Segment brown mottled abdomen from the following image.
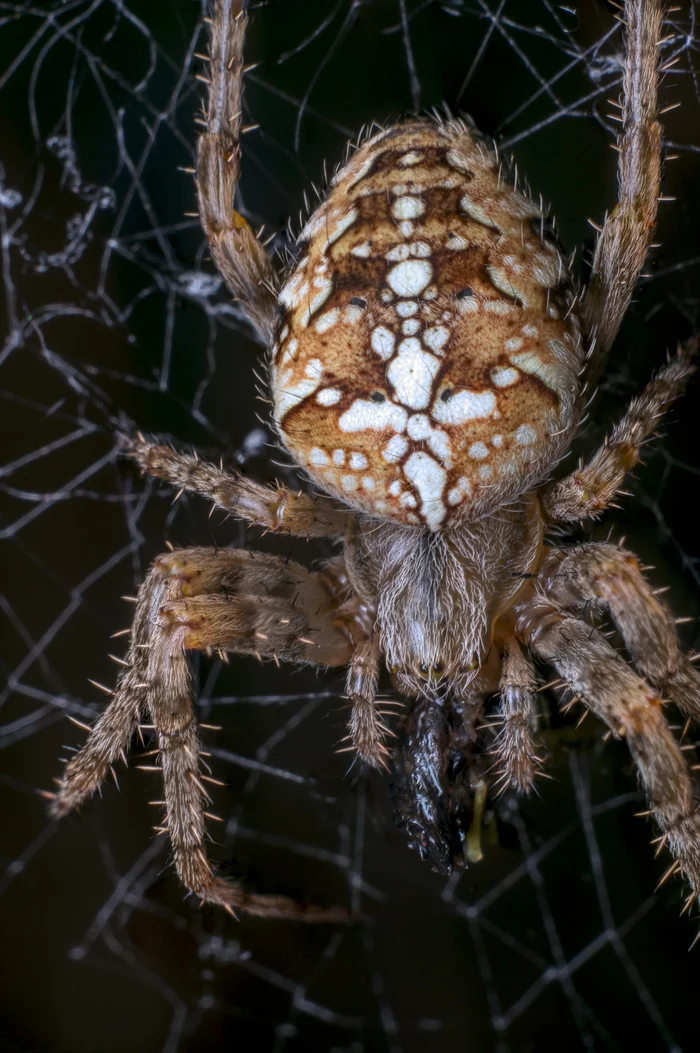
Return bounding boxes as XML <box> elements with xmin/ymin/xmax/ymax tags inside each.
<box><xmin>271</xmin><ymin>119</ymin><xmax>583</xmax><ymax>530</ymax></box>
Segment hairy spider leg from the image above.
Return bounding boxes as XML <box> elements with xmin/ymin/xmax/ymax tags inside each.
<box><xmin>518</xmin><ymin>594</ymin><xmax>700</xmax><ymax>904</ymax></box>
<box><xmin>582</xmin><ymin>0</ymin><xmax>666</xmax><ymax>372</ymax></box>
<box><xmin>196</xmin><ymin>0</ymin><xmax>279</xmax><ymax>343</ymax></box>
<box><xmin>542</xmin><ymin>354</ymin><xmax>693</xmax><ymax>523</ymax></box>
<box><xmin>492</xmin><ymin>636</ymin><xmax>543</xmax><ymax>795</ymax></box>
<box><xmin>53</xmin><ymin>548</ymin><xmax>354</xmax><ymax>919</ymax></box>
<box><xmin>539</xmin><ymin>542</ymin><xmax>700</xmax><ymax>725</ymax></box>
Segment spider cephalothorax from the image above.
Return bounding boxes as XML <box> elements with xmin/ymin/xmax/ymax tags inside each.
<box><xmin>48</xmin><ymin>0</ymin><xmax>700</xmax><ymax>924</ymax></box>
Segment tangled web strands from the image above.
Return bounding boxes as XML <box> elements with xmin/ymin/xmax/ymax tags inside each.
<box><xmin>2</xmin><ymin>0</ymin><xmax>700</xmax><ymax>1050</ymax></box>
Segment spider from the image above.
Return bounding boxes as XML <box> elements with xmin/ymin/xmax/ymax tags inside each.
<box><xmin>47</xmin><ymin>0</ymin><xmax>700</xmax><ymax>921</ymax></box>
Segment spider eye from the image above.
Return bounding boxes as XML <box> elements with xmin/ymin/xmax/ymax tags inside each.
<box><xmin>416</xmin><ymin>661</ymin><xmax>445</xmax><ymax>679</ymax></box>
<box><xmin>350</xmin><ymin>296</ymin><xmax>367</xmax><ymax>308</ymax></box>
<box><xmin>455</xmin><ymin>287</ymin><xmax>475</xmax><ymax>299</ymax></box>
<box><xmin>440</xmin><ymin>388</ymin><xmax>455</xmax><ymax>402</ymax></box>
<box><xmin>370</xmin><ymin>391</ymin><xmax>386</xmax><ymax>403</ymax></box>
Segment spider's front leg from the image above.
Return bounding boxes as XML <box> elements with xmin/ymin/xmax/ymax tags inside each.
<box><xmin>197</xmin><ymin>0</ymin><xmax>278</xmax><ymax>343</ymax></box>
<box><xmin>52</xmin><ymin>548</ymin><xmax>355</xmax><ymax>919</ymax></box>
<box><xmin>517</xmin><ymin>594</ymin><xmax>700</xmax><ymax>908</ymax></box>
<box><xmin>582</xmin><ymin>0</ymin><xmax>666</xmax><ymax>369</ymax></box>
<box><xmin>126</xmin><ymin>434</ymin><xmax>351</xmax><ymax>538</ymax></box>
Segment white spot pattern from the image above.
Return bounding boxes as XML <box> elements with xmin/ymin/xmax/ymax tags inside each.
<box><xmin>386</xmin><ymin>259</ymin><xmax>433</xmax><ymax>297</ymax></box>
<box><xmin>447</xmin><ymin>476</ymin><xmax>472</xmax><ymax>506</ymax></box>
<box><xmin>339</xmin><ymin>399</ymin><xmax>407</xmax><ymax>433</ymax></box>
<box><xmin>317</xmin><ymin>387</ymin><xmax>342</xmax><ymax>405</ymax></box>
<box><xmin>275</xmin><ymin>358</ymin><xmax>324</xmax><ymax>419</ymax></box>
<box><xmin>387</xmin><ymin>340</ymin><xmax>441</xmax><ymax>410</ymax></box>
<box><xmin>432</xmin><ymin>389</ymin><xmax>497</xmax><ymax>426</ymax></box>
<box><xmin>491</xmin><ymin>366</ymin><xmax>520</xmax><ymax>388</ymax></box>
<box><xmin>303</xmin><ymin>274</ymin><xmax>334</xmax><ymax>324</ymax></box>
<box><xmin>423</xmin><ymin>326</ymin><xmax>449</xmax><ymax>353</ymax></box>
<box><xmin>315</xmin><ymin>309</ymin><xmax>339</xmax><ymax>333</ymax></box>
<box><xmin>509</xmin><ymin>350</ymin><xmax>566</xmax><ymax>394</ymax></box>
<box><xmin>323</xmin><ymin>208</ymin><xmax>359</xmax><ymax>247</ymax></box>
<box><xmin>514</xmin><ymin>424</ymin><xmax>537</xmax><ymax>446</ymax></box>
<box><xmin>404</xmin><ymin>452</ymin><xmax>447</xmax><ymax>530</ymax></box>
<box><xmin>371</xmin><ymin>326</ymin><xmax>396</xmax><ymax>360</ymax></box>
<box><xmin>383</xmin><ymin>435</ymin><xmax>409</xmax><ymax>463</ymax></box>
<box><xmin>391</xmin><ymin>196</ymin><xmax>425</xmax><ymax>220</ymax></box>
<box><xmin>398</xmin><ymin>151</ymin><xmax>424</xmax><ymax>166</ymax></box>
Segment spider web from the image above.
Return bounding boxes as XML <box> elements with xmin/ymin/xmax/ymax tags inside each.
<box><xmin>2</xmin><ymin>1</ymin><xmax>700</xmax><ymax>1050</ymax></box>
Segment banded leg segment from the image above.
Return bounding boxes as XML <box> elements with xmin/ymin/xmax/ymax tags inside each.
<box><xmin>517</xmin><ymin>597</ymin><xmax>700</xmax><ymax>898</ymax></box>
<box><xmin>541</xmin><ymin>355</ymin><xmax>693</xmax><ymax>523</ymax></box>
<box><xmin>52</xmin><ymin>547</ymin><xmax>355</xmax><ymax>918</ymax></box>
<box><xmin>197</xmin><ymin>0</ymin><xmax>279</xmax><ymax>342</ymax></box>
<box><xmin>344</xmin><ymin>636</ymin><xmax>391</xmax><ymax>770</ymax></box>
<box><xmin>126</xmin><ymin>435</ymin><xmax>351</xmax><ymax>538</ymax></box>
<box><xmin>493</xmin><ymin>636</ymin><xmax>542</xmax><ymax>795</ymax></box>
<box><xmin>50</xmin><ymin>572</ymin><xmax>164</xmax><ymax>817</ymax></box>
<box><xmin>583</xmin><ymin>0</ymin><xmax>665</xmax><ymax>367</ymax></box>
<box><xmin>539</xmin><ymin>542</ymin><xmax>700</xmax><ymax>724</ymax></box>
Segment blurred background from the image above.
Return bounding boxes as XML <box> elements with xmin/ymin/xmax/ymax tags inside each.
<box><xmin>2</xmin><ymin>0</ymin><xmax>700</xmax><ymax>1050</ymax></box>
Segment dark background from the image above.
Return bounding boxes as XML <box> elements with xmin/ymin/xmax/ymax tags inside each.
<box><xmin>2</xmin><ymin>1</ymin><xmax>700</xmax><ymax>1051</ymax></box>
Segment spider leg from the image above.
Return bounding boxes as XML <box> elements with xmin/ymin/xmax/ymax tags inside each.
<box><xmin>492</xmin><ymin>635</ymin><xmax>542</xmax><ymax>795</ymax></box>
<box><xmin>126</xmin><ymin>434</ymin><xmax>351</xmax><ymax>538</ymax></box>
<box><xmin>307</xmin><ymin>558</ymin><xmax>387</xmax><ymax>770</ymax></box>
<box><xmin>539</xmin><ymin>542</ymin><xmax>700</xmax><ymax>724</ymax></box>
<box><xmin>48</xmin><ymin>598</ymin><xmax>153</xmax><ymax>816</ymax></box>
<box><xmin>197</xmin><ymin>0</ymin><xmax>278</xmax><ymax>343</ymax></box>
<box><xmin>517</xmin><ymin>595</ymin><xmax>700</xmax><ymax>900</ymax></box>
<box><xmin>344</xmin><ymin>635</ymin><xmax>393</xmax><ymax>770</ymax></box>
<box><xmin>52</xmin><ymin>548</ymin><xmax>354</xmax><ymax>920</ymax></box>
<box><xmin>582</xmin><ymin>0</ymin><xmax>665</xmax><ymax>371</ymax></box>
<box><xmin>541</xmin><ymin>353</ymin><xmax>693</xmax><ymax>523</ymax></box>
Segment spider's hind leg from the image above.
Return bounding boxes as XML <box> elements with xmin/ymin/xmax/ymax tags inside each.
<box><xmin>539</xmin><ymin>542</ymin><xmax>700</xmax><ymax>725</ymax></box>
<box><xmin>518</xmin><ymin>593</ymin><xmax>700</xmax><ymax>907</ymax></box>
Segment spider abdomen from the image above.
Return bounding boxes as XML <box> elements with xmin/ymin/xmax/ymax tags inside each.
<box><xmin>271</xmin><ymin>119</ymin><xmax>584</xmax><ymax>528</ymax></box>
